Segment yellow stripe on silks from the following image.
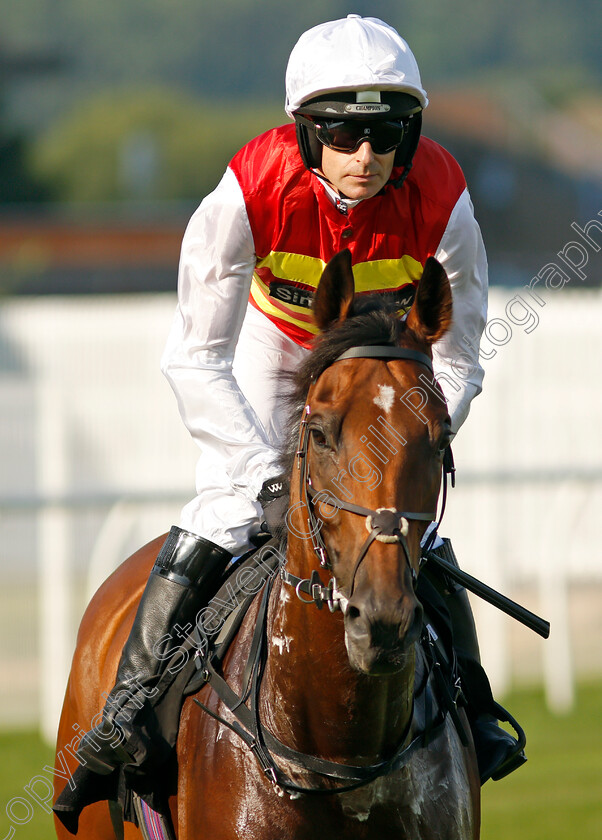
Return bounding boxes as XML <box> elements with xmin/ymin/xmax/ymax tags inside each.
<box><xmin>251</xmin><ymin>252</ymin><xmax>423</xmax><ymax>336</ymax></box>
<box><xmin>353</xmin><ymin>256</ymin><xmax>424</xmax><ymax>291</ymax></box>
<box><xmin>256</xmin><ymin>251</ymin><xmax>423</xmax><ymax>293</ymax></box>
<box><xmin>256</xmin><ymin>252</ymin><xmax>325</xmax><ymax>289</ymax></box>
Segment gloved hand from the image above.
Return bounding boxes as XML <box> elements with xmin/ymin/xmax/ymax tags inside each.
<box><xmin>257</xmin><ymin>475</ymin><xmax>290</xmax><ymax>540</ymax></box>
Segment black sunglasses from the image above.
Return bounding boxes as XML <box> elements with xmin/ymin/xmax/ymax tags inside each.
<box><xmin>313</xmin><ymin>118</ymin><xmax>407</xmax><ymax>155</ymax></box>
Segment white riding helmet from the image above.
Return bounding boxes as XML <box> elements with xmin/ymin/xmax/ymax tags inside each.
<box><xmin>285</xmin><ymin>15</ymin><xmax>428</xmax><ymax>180</ymax></box>
<box><xmin>285</xmin><ymin>14</ymin><xmax>428</xmax><ymax>117</ymax></box>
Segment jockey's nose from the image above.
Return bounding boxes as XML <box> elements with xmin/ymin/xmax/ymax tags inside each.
<box><xmin>354</xmin><ymin>139</ymin><xmax>377</xmax><ymax>162</ymax></box>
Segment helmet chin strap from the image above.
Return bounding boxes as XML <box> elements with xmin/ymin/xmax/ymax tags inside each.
<box><xmin>312</xmin><ymin>170</ymin><xmax>363</xmax><ymax>211</ymax></box>
<box><xmin>312</xmin><ymin>168</ymin><xmax>335</xmax><ymax>190</ymax></box>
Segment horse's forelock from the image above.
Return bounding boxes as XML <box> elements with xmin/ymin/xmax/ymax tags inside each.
<box><xmin>278</xmin><ymin>301</ymin><xmax>403</xmax><ymax>474</ymax></box>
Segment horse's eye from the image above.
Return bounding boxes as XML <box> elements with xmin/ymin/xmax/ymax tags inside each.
<box><xmin>310</xmin><ymin>428</ymin><xmax>329</xmax><ymax>450</ymax></box>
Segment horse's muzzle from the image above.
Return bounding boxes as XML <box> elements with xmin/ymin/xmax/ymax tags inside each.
<box><xmin>343</xmin><ymin>593</ymin><xmax>423</xmax><ymax>675</ymax></box>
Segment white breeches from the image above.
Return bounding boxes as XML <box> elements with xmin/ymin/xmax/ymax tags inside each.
<box><xmin>178</xmin><ymin>305</ymin><xmax>307</xmax><ymax>553</ymax></box>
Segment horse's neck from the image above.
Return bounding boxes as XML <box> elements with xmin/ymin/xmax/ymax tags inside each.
<box><xmin>261</xmin><ymin>545</ymin><xmax>415</xmax><ymax>766</ymax></box>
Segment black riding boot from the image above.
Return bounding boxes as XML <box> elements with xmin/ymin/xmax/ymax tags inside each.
<box><xmin>428</xmin><ymin>538</ymin><xmax>527</xmax><ymax>784</ymax></box>
<box><xmin>76</xmin><ymin>526</ymin><xmax>232</xmax><ymax>775</ymax></box>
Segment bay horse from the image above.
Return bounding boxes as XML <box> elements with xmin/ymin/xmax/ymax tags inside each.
<box><xmin>54</xmin><ymin>250</ymin><xmax>480</xmax><ymax>839</ymax></box>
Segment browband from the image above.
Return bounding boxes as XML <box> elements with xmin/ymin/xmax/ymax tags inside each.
<box><xmin>334</xmin><ymin>345</ymin><xmax>433</xmax><ymax>372</ymax></box>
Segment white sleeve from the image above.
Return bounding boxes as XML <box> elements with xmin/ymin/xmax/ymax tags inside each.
<box><xmin>433</xmin><ymin>188</ymin><xmax>488</xmax><ymax>433</ymax></box>
<box><xmin>161</xmin><ymin>167</ymin><xmax>280</xmax><ymax>505</ymax></box>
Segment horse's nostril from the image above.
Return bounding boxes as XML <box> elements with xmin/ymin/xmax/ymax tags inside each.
<box><xmin>348</xmin><ymin>605</ymin><xmax>361</xmax><ymax>621</ymax></box>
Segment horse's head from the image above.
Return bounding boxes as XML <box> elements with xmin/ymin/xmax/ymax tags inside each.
<box><xmin>286</xmin><ymin>249</ymin><xmax>453</xmax><ymax>675</ymax></box>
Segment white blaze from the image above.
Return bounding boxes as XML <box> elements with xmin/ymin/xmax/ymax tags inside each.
<box><xmin>373</xmin><ymin>384</ymin><xmax>395</xmax><ymax>414</ymax></box>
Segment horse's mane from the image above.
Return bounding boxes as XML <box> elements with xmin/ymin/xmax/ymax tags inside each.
<box><xmin>279</xmin><ymin>296</ymin><xmax>407</xmax><ymax>476</ymax></box>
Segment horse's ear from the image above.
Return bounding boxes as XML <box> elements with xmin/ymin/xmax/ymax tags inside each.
<box><xmin>314</xmin><ymin>249</ymin><xmax>355</xmax><ymax>330</ymax></box>
<box><xmin>405</xmin><ymin>257</ymin><xmax>452</xmax><ymax>345</ymax></box>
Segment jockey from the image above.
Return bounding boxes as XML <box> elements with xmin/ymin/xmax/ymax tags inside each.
<box><xmin>77</xmin><ymin>15</ymin><xmax>525</xmax><ymax>784</ymax></box>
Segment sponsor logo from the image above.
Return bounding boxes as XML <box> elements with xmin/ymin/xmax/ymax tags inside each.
<box><xmin>269</xmin><ymin>282</ymin><xmax>416</xmax><ymax>313</ymax></box>
<box><xmin>345</xmin><ymin>103</ymin><xmax>391</xmax><ymax>114</ymax></box>
<box><xmin>269</xmin><ymin>282</ymin><xmax>315</xmax><ymax>309</ymax></box>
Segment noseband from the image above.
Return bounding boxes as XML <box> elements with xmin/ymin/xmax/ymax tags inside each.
<box><xmin>282</xmin><ymin>345</ymin><xmax>441</xmax><ymax>609</ymax></box>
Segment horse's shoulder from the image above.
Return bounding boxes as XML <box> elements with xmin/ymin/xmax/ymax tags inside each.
<box><xmin>179</xmin><ymin>563</ymin><xmax>269</xmax><ymax>730</ymax></box>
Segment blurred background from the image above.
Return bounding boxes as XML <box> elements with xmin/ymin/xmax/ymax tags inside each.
<box><xmin>0</xmin><ymin>1</ymin><xmax>600</xmax><ymax>838</ymax></box>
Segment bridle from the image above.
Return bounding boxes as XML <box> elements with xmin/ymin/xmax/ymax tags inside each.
<box><xmin>282</xmin><ymin>344</ymin><xmax>449</xmax><ymax>610</ymax></box>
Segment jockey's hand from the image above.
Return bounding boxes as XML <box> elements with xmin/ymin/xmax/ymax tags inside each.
<box><xmin>257</xmin><ymin>475</ymin><xmax>290</xmax><ymax>539</ymax></box>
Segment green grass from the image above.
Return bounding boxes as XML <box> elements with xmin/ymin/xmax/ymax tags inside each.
<box><xmin>481</xmin><ymin>681</ymin><xmax>602</xmax><ymax>839</ymax></box>
<box><xmin>0</xmin><ymin>682</ymin><xmax>600</xmax><ymax>839</ymax></box>
<box><xmin>0</xmin><ymin>729</ymin><xmax>56</xmax><ymax>840</ymax></box>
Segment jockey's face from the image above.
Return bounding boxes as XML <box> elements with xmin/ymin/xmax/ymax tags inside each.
<box><xmin>319</xmin><ymin>141</ymin><xmax>395</xmax><ymax>200</ymax></box>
